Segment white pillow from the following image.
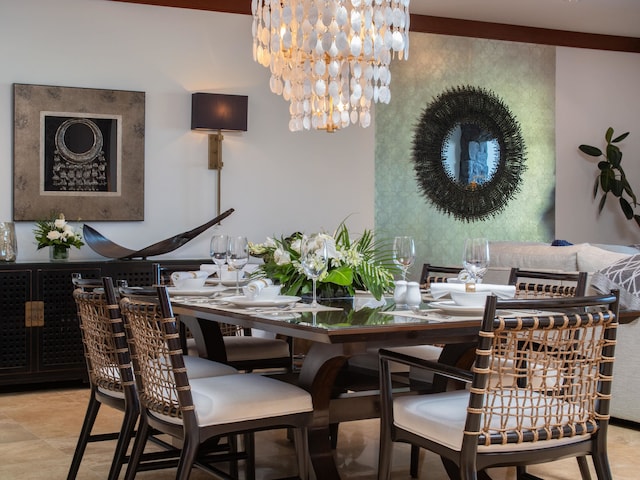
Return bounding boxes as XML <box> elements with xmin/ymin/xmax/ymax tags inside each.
<box><xmin>489</xmin><ymin>242</ymin><xmax>580</xmax><ymax>271</ymax></box>
<box><xmin>576</xmin><ymin>244</ymin><xmax>632</xmax><ymax>272</ymax></box>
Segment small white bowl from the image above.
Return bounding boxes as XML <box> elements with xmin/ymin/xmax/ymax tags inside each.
<box><xmin>257</xmin><ymin>285</ymin><xmax>282</xmax><ymax>299</ymax></box>
<box><xmin>450</xmin><ymin>290</ymin><xmax>490</xmax><ymax>307</ymax></box>
<box><xmin>172</xmin><ymin>277</ymin><xmax>207</xmax><ymax>290</ymax></box>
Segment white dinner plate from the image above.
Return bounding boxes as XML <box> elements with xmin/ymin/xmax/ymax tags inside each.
<box><xmin>223</xmin><ymin>295</ymin><xmax>301</xmax><ymax>308</ymax></box>
<box><xmin>167</xmin><ymin>286</ymin><xmax>219</xmax><ymax>296</ymax></box>
<box><xmin>428</xmin><ymin>301</ymin><xmax>484</xmax><ymax>316</ymax></box>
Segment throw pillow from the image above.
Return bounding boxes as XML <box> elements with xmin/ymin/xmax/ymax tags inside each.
<box><xmin>590</xmin><ymin>254</ymin><xmax>640</xmax><ymax>310</ymax></box>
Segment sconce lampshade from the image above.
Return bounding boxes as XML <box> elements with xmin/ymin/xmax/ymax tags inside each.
<box><xmin>191</xmin><ymin>93</ymin><xmax>248</xmax><ymax>132</ymax></box>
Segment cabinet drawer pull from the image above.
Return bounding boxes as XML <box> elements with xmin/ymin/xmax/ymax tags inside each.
<box><xmin>25</xmin><ymin>301</ymin><xmax>45</xmax><ymax>327</ymax></box>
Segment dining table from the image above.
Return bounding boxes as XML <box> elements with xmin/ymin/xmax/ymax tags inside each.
<box><xmin>171</xmin><ymin>291</ymin><xmax>485</xmax><ymax>480</ymax></box>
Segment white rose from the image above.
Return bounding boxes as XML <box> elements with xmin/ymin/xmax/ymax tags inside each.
<box><xmin>290</xmin><ymin>238</ymin><xmax>302</xmax><ymax>254</ymax></box>
<box><xmin>273</xmin><ymin>247</ymin><xmax>291</xmax><ymax>265</ymax></box>
<box><xmin>265</xmin><ymin>237</ymin><xmax>277</xmax><ymax>248</ymax></box>
<box><xmin>54</xmin><ymin>218</ymin><xmax>67</xmax><ymax>230</ymax></box>
<box><xmin>47</xmin><ymin>231</ymin><xmax>62</xmax><ymax>241</ymax></box>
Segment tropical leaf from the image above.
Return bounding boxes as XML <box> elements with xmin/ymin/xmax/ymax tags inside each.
<box><xmin>579</xmin><ymin>144</ymin><xmax>602</xmax><ymax>157</ymax></box>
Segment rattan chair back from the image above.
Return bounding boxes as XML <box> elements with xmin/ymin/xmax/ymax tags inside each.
<box><xmin>120</xmin><ymin>293</ymin><xmax>194</xmax><ymax>424</ymax></box>
<box><xmin>74</xmin><ymin>286</ymin><xmax>134</xmax><ymax>397</ymax></box>
<box><xmin>420</xmin><ymin>263</ymin><xmax>462</xmax><ymax>288</ymax></box>
<box><xmin>509</xmin><ymin>268</ymin><xmax>588</xmax><ymax>299</ymax></box>
<box><xmin>468</xmin><ymin>294</ymin><xmax>617</xmax><ymax>448</ymax></box>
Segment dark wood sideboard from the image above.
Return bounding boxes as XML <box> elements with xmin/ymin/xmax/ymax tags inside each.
<box><xmin>0</xmin><ymin>259</ymin><xmax>208</xmax><ymax>388</ymax></box>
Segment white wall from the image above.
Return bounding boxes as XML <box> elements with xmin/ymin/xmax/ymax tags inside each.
<box><xmin>0</xmin><ymin>0</ymin><xmax>375</xmax><ymax>262</ymax></box>
<box><xmin>556</xmin><ymin>47</ymin><xmax>640</xmax><ymax>245</ymax></box>
<box><xmin>1</xmin><ymin>0</ymin><xmax>639</xmax><ymax>264</ymax></box>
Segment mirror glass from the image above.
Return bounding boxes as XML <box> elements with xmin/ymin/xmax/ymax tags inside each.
<box><xmin>442</xmin><ymin>123</ymin><xmax>500</xmax><ymax>186</ymax></box>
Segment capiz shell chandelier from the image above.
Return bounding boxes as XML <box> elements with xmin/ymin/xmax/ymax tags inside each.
<box><xmin>252</xmin><ymin>0</ymin><xmax>410</xmax><ymax>132</ymax></box>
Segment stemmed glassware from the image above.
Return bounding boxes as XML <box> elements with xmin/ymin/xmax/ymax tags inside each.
<box><xmin>462</xmin><ymin>237</ymin><xmax>490</xmax><ymax>283</ymax></box>
<box><xmin>227</xmin><ymin>236</ymin><xmax>249</xmax><ymax>294</ymax></box>
<box><xmin>300</xmin><ymin>234</ymin><xmax>328</xmax><ymax>308</ymax></box>
<box><xmin>209</xmin><ymin>234</ymin><xmax>228</xmax><ymax>288</ymax></box>
<box><xmin>393</xmin><ymin>236</ymin><xmax>416</xmax><ymax>281</ymax></box>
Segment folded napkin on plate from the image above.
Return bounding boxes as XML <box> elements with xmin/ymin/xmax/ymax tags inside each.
<box><xmin>243</xmin><ymin>278</ymin><xmax>273</xmax><ymax>299</ymax></box>
<box><xmin>170</xmin><ymin>270</ymin><xmax>210</xmax><ymax>282</ymax></box>
<box><xmin>430</xmin><ymin>282</ymin><xmax>516</xmax><ymax>299</ymax></box>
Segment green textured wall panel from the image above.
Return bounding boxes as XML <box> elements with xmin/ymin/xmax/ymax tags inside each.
<box><xmin>375</xmin><ymin>33</ymin><xmax>556</xmax><ymax>275</ymax></box>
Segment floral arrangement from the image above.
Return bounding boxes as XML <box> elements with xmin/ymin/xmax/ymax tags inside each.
<box><xmin>33</xmin><ymin>213</ymin><xmax>84</xmax><ymax>250</ymax></box>
<box><xmin>249</xmin><ymin>223</ymin><xmax>396</xmax><ymax>300</ymax></box>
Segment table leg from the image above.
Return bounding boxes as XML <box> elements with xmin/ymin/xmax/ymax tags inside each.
<box><xmin>297</xmin><ymin>343</ymin><xmax>349</xmax><ymax>480</ymax></box>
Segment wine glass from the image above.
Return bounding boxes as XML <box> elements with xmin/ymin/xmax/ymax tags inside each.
<box><xmin>462</xmin><ymin>238</ymin><xmax>490</xmax><ymax>283</ymax></box>
<box><xmin>227</xmin><ymin>236</ymin><xmax>249</xmax><ymax>294</ymax></box>
<box><xmin>209</xmin><ymin>234</ymin><xmax>228</xmax><ymax>288</ymax></box>
<box><xmin>393</xmin><ymin>236</ymin><xmax>416</xmax><ymax>281</ymax></box>
<box><xmin>300</xmin><ymin>234</ymin><xmax>328</xmax><ymax>308</ymax></box>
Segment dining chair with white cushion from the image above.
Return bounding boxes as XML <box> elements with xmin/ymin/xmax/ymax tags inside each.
<box><xmin>68</xmin><ymin>277</ymin><xmax>239</xmax><ymax>480</ymax></box>
<box><xmin>378</xmin><ymin>291</ymin><xmax>619</xmax><ymax>480</ymax></box>
<box><xmin>120</xmin><ymin>285</ymin><xmax>313</xmax><ymax>480</ymax></box>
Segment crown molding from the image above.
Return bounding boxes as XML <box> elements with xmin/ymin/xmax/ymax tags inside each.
<box><xmin>111</xmin><ymin>0</ymin><xmax>640</xmax><ymax>53</ymax></box>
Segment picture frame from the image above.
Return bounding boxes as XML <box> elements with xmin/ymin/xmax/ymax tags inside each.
<box><xmin>13</xmin><ymin>83</ymin><xmax>145</xmax><ymax>221</ymax></box>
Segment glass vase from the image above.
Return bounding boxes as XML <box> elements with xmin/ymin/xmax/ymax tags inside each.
<box><xmin>0</xmin><ymin>222</ymin><xmax>17</xmax><ymax>262</ymax></box>
<box><xmin>49</xmin><ymin>245</ymin><xmax>70</xmax><ymax>262</ymax></box>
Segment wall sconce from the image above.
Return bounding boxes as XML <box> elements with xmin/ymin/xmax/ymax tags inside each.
<box><xmin>191</xmin><ymin>93</ymin><xmax>248</xmax><ymax>216</ymax></box>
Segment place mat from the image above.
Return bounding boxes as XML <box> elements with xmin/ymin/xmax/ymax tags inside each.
<box><xmin>381</xmin><ymin>309</ymin><xmax>483</xmax><ymax>323</ymax></box>
<box><xmin>173</xmin><ymin>297</ymin><xmax>342</xmax><ymax>315</ymax></box>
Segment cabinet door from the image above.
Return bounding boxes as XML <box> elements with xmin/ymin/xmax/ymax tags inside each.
<box><xmin>36</xmin><ymin>266</ymin><xmax>99</xmax><ymax>377</ymax></box>
<box><xmin>0</xmin><ymin>269</ymin><xmax>31</xmax><ymax>376</ymax></box>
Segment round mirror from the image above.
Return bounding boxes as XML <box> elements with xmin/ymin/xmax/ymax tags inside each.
<box><xmin>412</xmin><ymin>85</ymin><xmax>526</xmax><ymax>221</ymax></box>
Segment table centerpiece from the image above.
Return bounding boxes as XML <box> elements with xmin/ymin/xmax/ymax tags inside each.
<box><xmin>249</xmin><ymin>223</ymin><xmax>396</xmax><ymax>300</ymax></box>
<box><xmin>34</xmin><ymin>213</ymin><xmax>84</xmax><ymax>261</ymax></box>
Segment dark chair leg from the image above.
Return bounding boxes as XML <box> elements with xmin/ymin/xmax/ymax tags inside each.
<box><xmin>577</xmin><ymin>455</ymin><xmax>593</xmax><ymax>480</ymax></box>
<box><xmin>107</xmin><ymin>408</ymin><xmax>138</xmax><ymax>480</ymax></box>
<box><xmin>245</xmin><ymin>432</ymin><xmax>256</xmax><ymax>480</ymax></box>
<box><xmin>67</xmin><ymin>394</ymin><xmax>101</xmax><ymax>480</ymax></box>
<box><xmin>410</xmin><ymin>445</ymin><xmax>420</xmax><ymax>478</ymax></box>
<box><xmin>592</xmin><ymin>452</ymin><xmax>613</xmax><ymax>480</ymax></box>
<box><xmin>329</xmin><ymin>423</ymin><xmax>339</xmax><ymax>449</ymax></box>
<box><xmin>176</xmin><ymin>435</ymin><xmax>200</xmax><ymax>480</ymax></box>
<box><xmin>516</xmin><ymin>466</ymin><xmax>544</xmax><ymax>480</ymax></box>
<box><xmin>124</xmin><ymin>415</ymin><xmax>150</xmax><ymax>480</ymax></box>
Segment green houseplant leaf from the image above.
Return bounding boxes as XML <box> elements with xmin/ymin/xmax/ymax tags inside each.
<box><xmin>580</xmin><ymin>127</ymin><xmax>637</xmax><ymax>226</ymax></box>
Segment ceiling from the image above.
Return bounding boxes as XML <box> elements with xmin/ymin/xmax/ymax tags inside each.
<box><xmin>408</xmin><ymin>0</ymin><xmax>640</xmax><ymax>38</ymax></box>
<box><xmin>111</xmin><ymin>0</ymin><xmax>640</xmax><ymax>39</ymax></box>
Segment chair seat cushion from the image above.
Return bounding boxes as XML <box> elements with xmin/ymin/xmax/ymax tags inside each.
<box><xmin>394</xmin><ymin>389</ymin><xmax>590</xmax><ymax>452</ymax></box>
<box><xmin>152</xmin><ymin>373</ymin><xmax>313</xmax><ymax>426</ymax></box>
<box><xmin>223</xmin><ymin>336</ymin><xmax>290</xmax><ymax>362</ymax></box>
<box><xmin>183</xmin><ymin>355</ymin><xmax>238</xmax><ymax>378</ymax></box>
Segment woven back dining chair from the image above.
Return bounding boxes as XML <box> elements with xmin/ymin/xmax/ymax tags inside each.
<box><xmin>378</xmin><ymin>291</ymin><xmax>619</xmax><ymax>480</ymax></box>
<box><xmin>67</xmin><ymin>276</ymin><xmax>138</xmax><ymax>480</ymax></box>
<box><xmin>69</xmin><ymin>277</ymin><xmax>240</xmax><ymax>480</ymax></box>
<box><xmin>120</xmin><ymin>285</ymin><xmax>313</xmax><ymax>480</ymax></box>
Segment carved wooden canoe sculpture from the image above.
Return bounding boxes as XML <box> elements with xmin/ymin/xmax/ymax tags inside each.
<box><xmin>83</xmin><ymin>208</ymin><xmax>234</xmax><ymax>259</ymax></box>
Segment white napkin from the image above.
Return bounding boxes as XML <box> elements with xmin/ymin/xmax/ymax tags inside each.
<box><xmin>430</xmin><ymin>282</ymin><xmax>516</xmax><ymax>299</ymax></box>
<box><xmin>170</xmin><ymin>270</ymin><xmax>210</xmax><ymax>283</ymax></box>
<box><xmin>243</xmin><ymin>278</ymin><xmax>273</xmax><ymax>299</ymax></box>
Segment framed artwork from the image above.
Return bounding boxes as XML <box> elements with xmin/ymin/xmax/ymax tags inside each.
<box><xmin>13</xmin><ymin>83</ymin><xmax>145</xmax><ymax>221</ymax></box>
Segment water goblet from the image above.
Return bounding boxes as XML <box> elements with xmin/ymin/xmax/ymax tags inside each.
<box><xmin>393</xmin><ymin>236</ymin><xmax>416</xmax><ymax>281</ymax></box>
<box><xmin>300</xmin><ymin>234</ymin><xmax>328</xmax><ymax>308</ymax></box>
<box><xmin>209</xmin><ymin>234</ymin><xmax>228</xmax><ymax>288</ymax></box>
<box><xmin>462</xmin><ymin>237</ymin><xmax>490</xmax><ymax>283</ymax></box>
<box><xmin>227</xmin><ymin>236</ymin><xmax>249</xmax><ymax>294</ymax></box>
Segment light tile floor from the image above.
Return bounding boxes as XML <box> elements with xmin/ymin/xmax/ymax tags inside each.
<box><xmin>0</xmin><ymin>385</ymin><xmax>637</xmax><ymax>479</ymax></box>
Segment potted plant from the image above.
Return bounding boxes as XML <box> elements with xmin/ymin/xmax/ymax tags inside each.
<box><xmin>249</xmin><ymin>222</ymin><xmax>396</xmax><ymax>300</ymax></box>
<box><xmin>579</xmin><ymin>127</ymin><xmax>639</xmax><ymax>227</ymax></box>
<box><xmin>34</xmin><ymin>213</ymin><xmax>84</xmax><ymax>261</ymax></box>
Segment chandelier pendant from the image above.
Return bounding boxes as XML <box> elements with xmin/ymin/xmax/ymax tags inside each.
<box><xmin>252</xmin><ymin>0</ymin><xmax>411</xmax><ymax>132</ymax></box>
